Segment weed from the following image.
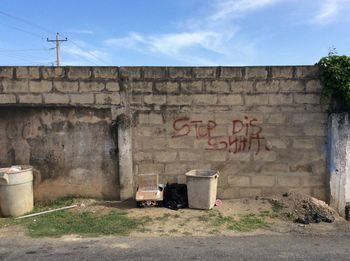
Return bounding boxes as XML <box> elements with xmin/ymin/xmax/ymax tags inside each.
<box><xmin>227</xmin><ymin>214</ymin><xmax>269</xmax><ymax>232</ymax></box>
<box><xmin>270</xmin><ymin>200</ymin><xmax>285</xmax><ymax>213</ymax></box>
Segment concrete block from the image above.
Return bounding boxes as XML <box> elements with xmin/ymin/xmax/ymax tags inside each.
<box><xmin>251</xmin><ymin>176</ymin><xmax>276</xmax><ymax>187</ymax></box>
<box><xmin>295</xmin><ymin>66</ymin><xmax>319</xmax><ymax>78</ymax></box>
<box><xmin>262</xmin><ymin>163</ymin><xmax>289</xmax><ymax>172</ymax></box>
<box><xmin>154</xmin><ymin>151</ymin><xmax>177</xmax><ymax>162</ymax></box>
<box><xmin>70</xmin><ymin>94</ymin><xmax>94</xmax><ymax>104</ymax></box>
<box><xmin>169</xmin><ymin>137</ymin><xmax>194</xmax><ymax>149</ymax></box>
<box><xmin>312</xmin><ymin>188</ymin><xmax>327</xmax><ymax>201</ymax></box>
<box><xmin>292</xmin><ymin>138</ymin><xmax>315</xmax><ymax>149</ymax></box>
<box><xmin>193</xmin><ymin>94</ymin><xmax>217</xmax><ymax>105</ymax></box>
<box><xmin>266</xmin><ymin>113</ymin><xmax>286</xmax><ymax>124</ymax></box>
<box><xmin>68</xmin><ymin>67</ymin><xmax>92</xmax><ymax>79</ymax></box>
<box><xmin>106</xmin><ymin>82</ymin><xmax>120</xmax><ymax>91</ymax></box>
<box><xmin>138</xmin><ymin>113</ymin><xmax>163</xmax><ymax>124</ymax></box>
<box><xmin>245</xmin><ymin>94</ymin><xmax>269</xmax><ymax>105</ymax></box>
<box><xmin>303</xmin><ymin>125</ymin><xmax>326</xmax><ymax>136</ymax></box>
<box><xmin>292</xmin><ymin>113</ymin><xmax>327</xmax><ymax>124</ymax></box>
<box><xmin>230</xmin><ymin>80</ymin><xmax>254</xmax><ymax>93</ymax></box>
<box><xmin>154</xmin><ymin>82</ymin><xmax>179</xmax><ymax>93</ymax></box>
<box><xmin>79</xmin><ymin>81</ymin><xmax>104</xmax><ymax>92</ymax></box>
<box><xmin>18</xmin><ymin>94</ymin><xmax>42</xmax><ymax>104</ymax></box>
<box><xmin>219</xmin><ymin>188</ymin><xmax>241</xmax><ymax>199</ymax></box>
<box><xmin>239</xmin><ymin>188</ymin><xmax>262</xmax><ymax>198</ymax></box>
<box><xmin>271</xmin><ymin>66</ymin><xmax>294</xmax><ymax>78</ymax></box>
<box><xmin>306</xmin><ymin>80</ymin><xmax>322</xmax><ymax>92</ymax></box>
<box><xmin>256</xmin><ymin>80</ymin><xmax>280</xmax><ymax>93</ymax></box>
<box><xmin>220</xmin><ymin>67</ymin><xmax>243</xmax><ymax>78</ymax></box>
<box><xmin>179</xmin><ymin>151</ymin><xmax>200</xmax><ymax>161</ymax></box>
<box><xmin>279</xmin><ymin>80</ymin><xmax>304</xmax><ymax>92</ymax></box>
<box><xmin>130</xmin><ymin>94</ymin><xmax>143</xmax><ymax>105</ymax></box>
<box><xmin>137</xmin><ymin>163</ymin><xmax>164</xmax><ymax>174</ymax></box>
<box><xmin>253</xmin><ymin>151</ymin><xmax>277</xmax><ymax>162</ymax></box>
<box><xmin>134</xmin><ymin>152</ymin><xmax>153</xmax><ymax>161</ymax></box>
<box><xmin>245</xmin><ymin>67</ymin><xmax>268</xmax><ymax>79</ymax></box>
<box><xmin>44</xmin><ymin>94</ymin><xmax>69</xmax><ymax>104</ymax></box>
<box><xmin>294</xmin><ymin>94</ymin><xmax>320</xmax><ymax>104</ymax></box>
<box><xmin>181</xmin><ymin>81</ymin><xmax>203</xmax><ymax>93</ymax></box>
<box><xmin>228</xmin><ymin>176</ymin><xmax>250</xmax><ymax>187</ymax></box>
<box><xmin>265</xmin><ymin>138</ymin><xmax>288</xmax><ymax>149</ymax></box>
<box><xmin>143</xmin><ymin>67</ymin><xmax>167</xmax><ymax>79</ymax></box>
<box><xmin>168</xmin><ymin>67</ymin><xmax>192</xmax><ymax>79</ymax></box>
<box><xmin>95</xmin><ymin>93</ymin><xmax>120</xmax><ymax>105</ymax></box>
<box><xmin>16</xmin><ymin>67</ymin><xmax>39</xmax><ymax>79</ymax></box>
<box><xmin>165</xmin><ymin>163</ymin><xmax>188</xmax><ymax>175</ymax></box>
<box><xmin>301</xmin><ymin>176</ymin><xmax>325</xmax><ymax>187</ymax></box>
<box><xmin>206</xmin><ymin>80</ymin><xmax>230</xmax><ymax>93</ymax></box>
<box><xmin>135</xmin><ymin>126</ymin><xmax>166</xmax><ymax>137</ymax></box>
<box><xmin>129</xmin><ymin>81</ymin><xmax>153</xmax><ymax>93</ymax></box>
<box><xmin>54</xmin><ymin>81</ymin><xmax>78</xmax><ymax>92</ymax></box>
<box><xmin>0</xmin><ymin>94</ymin><xmax>16</xmax><ymax>104</ymax></box>
<box><xmin>144</xmin><ymin>95</ymin><xmax>166</xmax><ymax>105</ymax></box>
<box><xmin>218</xmin><ymin>94</ymin><xmax>242</xmax><ymax>105</ymax></box>
<box><xmin>167</xmin><ymin>95</ymin><xmax>193</xmax><ymax>105</ymax></box>
<box><xmin>277</xmin><ymin>176</ymin><xmax>300</xmax><ymax>187</ymax></box>
<box><xmin>119</xmin><ymin>67</ymin><xmax>141</xmax><ymax>79</ymax></box>
<box><xmin>203</xmin><ymin>151</ymin><xmax>227</xmax><ymax>162</ymax></box>
<box><xmin>41</xmin><ymin>67</ymin><xmax>65</xmax><ymax>79</ymax></box>
<box><xmin>0</xmin><ymin>67</ymin><xmax>13</xmax><ymax>78</ymax></box>
<box><xmin>192</xmin><ymin>67</ymin><xmax>216</xmax><ymax>78</ymax></box>
<box><xmin>93</xmin><ymin>67</ymin><xmax>118</xmax><ymax>79</ymax></box>
<box><xmin>1</xmin><ymin>80</ymin><xmax>28</xmax><ymax>93</ymax></box>
<box><xmin>269</xmin><ymin>94</ymin><xmax>293</xmax><ymax>105</ymax></box>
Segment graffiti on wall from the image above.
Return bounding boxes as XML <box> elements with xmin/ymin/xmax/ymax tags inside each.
<box><xmin>172</xmin><ymin>116</ymin><xmax>270</xmax><ymax>155</ymax></box>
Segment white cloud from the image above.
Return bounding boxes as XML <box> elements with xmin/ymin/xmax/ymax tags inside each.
<box><xmin>61</xmin><ymin>43</ymin><xmax>109</xmax><ymax>65</ymax></box>
<box><xmin>310</xmin><ymin>0</ymin><xmax>349</xmax><ymax>25</ymax></box>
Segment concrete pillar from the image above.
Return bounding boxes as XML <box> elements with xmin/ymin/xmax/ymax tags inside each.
<box><xmin>328</xmin><ymin>113</ymin><xmax>350</xmax><ymax>217</ymax></box>
<box><xmin>117</xmin><ymin>114</ymin><xmax>134</xmax><ymax>200</ymax></box>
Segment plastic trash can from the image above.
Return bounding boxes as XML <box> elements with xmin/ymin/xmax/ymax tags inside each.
<box><xmin>185</xmin><ymin>169</ymin><xmax>219</xmax><ymax>210</ymax></box>
<box><xmin>0</xmin><ymin>166</ymin><xmax>34</xmax><ymax>217</ymax></box>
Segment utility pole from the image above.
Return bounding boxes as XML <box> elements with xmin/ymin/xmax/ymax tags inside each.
<box><xmin>47</xmin><ymin>33</ymin><xmax>68</xmax><ymax>66</ymax></box>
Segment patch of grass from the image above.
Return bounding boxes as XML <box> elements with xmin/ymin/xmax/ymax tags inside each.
<box><xmin>155</xmin><ymin>213</ymin><xmax>172</xmax><ymax>221</ymax></box>
<box><xmin>33</xmin><ymin>196</ymin><xmax>76</xmax><ymax>212</ymax></box>
<box><xmin>227</xmin><ymin>214</ymin><xmax>269</xmax><ymax>232</ymax></box>
<box><xmin>270</xmin><ymin>200</ymin><xmax>285</xmax><ymax>213</ymax></box>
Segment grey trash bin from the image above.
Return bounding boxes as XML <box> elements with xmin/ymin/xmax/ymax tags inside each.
<box><xmin>185</xmin><ymin>169</ymin><xmax>219</xmax><ymax>210</ymax></box>
<box><xmin>0</xmin><ymin>166</ymin><xmax>34</xmax><ymax>217</ymax></box>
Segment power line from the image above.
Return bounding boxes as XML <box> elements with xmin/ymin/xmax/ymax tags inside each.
<box><xmin>0</xmin><ymin>21</ymin><xmax>44</xmax><ymax>38</ymax></box>
<box><xmin>47</xmin><ymin>33</ymin><xmax>68</xmax><ymax>66</ymax></box>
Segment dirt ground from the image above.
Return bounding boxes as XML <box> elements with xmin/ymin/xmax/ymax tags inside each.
<box><xmin>1</xmin><ymin>193</ymin><xmax>350</xmax><ymax>238</ymax></box>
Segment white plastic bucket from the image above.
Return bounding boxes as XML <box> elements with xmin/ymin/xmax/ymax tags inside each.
<box><xmin>0</xmin><ymin>166</ymin><xmax>34</xmax><ymax>217</ymax></box>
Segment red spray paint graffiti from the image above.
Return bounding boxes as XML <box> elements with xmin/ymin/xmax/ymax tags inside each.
<box><xmin>172</xmin><ymin>116</ymin><xmax>270</xmax><ymax>155</ymax></box>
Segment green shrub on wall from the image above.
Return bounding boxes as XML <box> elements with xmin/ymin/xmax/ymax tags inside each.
<box><xmin>318</xmin><ymin>54</ymin><xmax>350</xmax><ymax>110</ymax></box>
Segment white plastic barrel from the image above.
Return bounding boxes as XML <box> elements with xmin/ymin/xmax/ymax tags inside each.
<box><xmin>185</xmin><ymin>169</ymin><xmax>219</xmax><ymax>210</ymax></box>
<box><xmin>0</xmin><ymin>166</ymin><xmax>34</xmax><ymax>217</ymax></box>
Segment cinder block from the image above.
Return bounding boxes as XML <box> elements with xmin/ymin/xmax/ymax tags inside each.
<box><xmin>79</xmin><ymin>81</ymin><xmax>104</xmax><ymax>92</ymax></box>
<box><xmin>44</xmin><ymin>94</ymin><xmax>69</xmax><ymax>104</ymax></box>
<box><xmin>42</xmin><ymin>67</ymin><xmax>64</xmax><ymax>79</ymax></box>
<box><xmin>294</xmin><ymin>94</ymin><xmax>320</xmax><ymax>104</ymax></box>
<box><xmin>230</xmin><ymin>80</ymin><xmax>254</xmax><ymax>93</ymax></box>
<box><xmin>138</xmin><ymin>137</ymin><xmax>167</xmax><ymax>150</ymax></box>
<box><xmin>255</xmin><ymin>80</ymin><xmax>281</xmax><ymax>93</ymax></box>
<box><xmin>245</xmin><ymin>67</ymin><xmax>268</xmax><ymax>79</ymax></box>
<box><xmin>301</xmin><ymin>176</ymin><xmax>325</xmax><ymax>187</ymax></box>
<box><xmin>228</xmin><ymin>176</ymin><xmax>250</xmax><ymax>187</ymax></box>
<box><xmin>253</xmin><ymin>151</ymin><xmax>277</xmax><ymax>162</ymax></box>
<box><xmin>265</xmin><ymin>138</ymin><xmax>289</xmax><ymax>149</ymax></box>
<box><xmin>129</xmin><ymin>81</ymin><xmax>153</xmax><ymax>93</ymax></box>
<box><xmin>179</xmin><ymin>151</ymin><xmax>200</xmax><ymax>161</ymax></box>
<box><xmin>303</xmin><ymin>125</ymin><xmax>326</xmax><ymax>136</ymax></box>
<box><xmin>306</xmin><ymin>80</ymin><xmax>322</xmax><ymax>92</ymax></box>
<box><xmin>70</xmin><ymin>94</ymin><xmax>94</xmax><ymax>104</ymax></box>
<box><xmin>0</xmin><ymin>94</ymin><xmax>16</xmax><ymax>104</ymax></box>
<box><xmin>1</xmin><ymin>80</ymin><xmax>28</xmax><ymax>93</ymax></box>
<box><xmin>106</xmin><ymin>82</ymin><xmax>120</xmax><ymax>91</ymax></box>
<box><xmin>220</xmin><ymin>67</ymin><xmax>243</xmax><ymax>78</ymax></box>
<box><xmin>292</xmin><ymin>138</ymin><xmax>315</xmax><ymax>149</ymax></box>
<box><xmin>54</xmin><ymin>81</ymin><xmax>78</xmax><ymax>92</ymax></box>
<box><xmin>167</xmin><ymin>95</ymin><xmax>193</xmax><ymax>105</ymax></box>
<box><xmin>181</xmin><ymin>81</ymin><xmax>203</xmax><ymax>93</ymax></box>
<box><xmin>154</xmin><ymin>151</ymin><xmax>177</xmax><ymax>162</ymax></box>
<box><xmin>279</xmin><ymin>80</ymin><xmax>304</xmax><ymax>92</ymax></box>
<box><xmin>144</xmin><ymin>95</ymin><xmax>166</xmax><ymax>105</ymax></box>
<box><xmin>134</xmin><ymin>152</ymin><xmax>153</xmax><ymax>161</ymax></box>
<box><xmin>245</xmin><ymin>94</ymin><xmax>269</xmax><ymax>105</ymax></box>
<box><xmin>119</xmin><ymin>67</ymin><xmax>141</xmax><ymax>79</ymax></box>
<box><xmin>312</xmin><ymin>188</ymin><xmax>327</xmax><ymax>201</ymax></box>
<box><xmin>219</xmin><ymin>189</ymin><xmax>241</xmax><ymax>199</ymax></box>
<box><xmin>266</xmin><ymin>113</ymin><xmax>286</xmax><ymax>124</ymax></box>
<box><xmin>154</xmin><ymin>82</ymin><xmax>179</xmax><ymax>93</ymax></box>
<box><xmin>239</xmin><ymin>188</ymin><xmax>262</xmax><ymax>198</ymax></box>
<box><xmin>135</xmin><ymin>126</ymin><xmax>166</xmax><ymax>137</ymax></box>
<box><xmin>168</xmin><ymin>137</ymin><xmax>194</xmax><ymax>149</ymax></box>
<box><xmin>137</xmin><ymin>163</ymin><xmax>164</xmax><ymax>174</ymax></box>
<box><xmin>251</xmin><ymin>176</ymin><xmax>276</xmax><ymax>187</ymax></box>
<box><xmin>192</xmin><ymin>94</ymin><xmax>217</xmax><ymax>105</ymax></box>
<box><xmin>277</xmin><ymin>176</ymin><xmax>300</xmax><ymax>187</ymax></box>
<box><xmin>18</xmin><ymin>94</ymin><xmax>42</xmax><ymax>104</ymax></box>
<box><xmin>271</xmin><ymin>66</ymin><xmax>294</xmax><ymax>78</ymax></box>
<box><xmin>269</xmin><ymin>94</ymin><xmax>293</xmax><ymax>105</ymax></box>
<box><xmin>192</xmin><ymin>67</ymin><xmax>216</xmax><ymax>78</ymax></box>
<box><xmin>143</xmin><ymin>67</ymin><xmax>167</xmax><ymax>79</ymax></box>
<box><xmin>93</xmin><ymin>67</ymin><xmax>118</xmax><ymax>79</ymax></box>
<box><xmin>16</xmin><ymin>67</ymin><xmax>39</xmax><ymax>79</ymax></box>
<box><xmin>95</xmin><ymin>93</ymin><xmax>120</xmax><ymax>105</ymax></box>
<box><xmin>206</xmin><ymin>80</ymin><xmax>230</xmax><ymax>93</ymax></box>
<box><xmin>218</xmin><ymin>94</ymin><xmax>242</xmax><ymax>105</ymax></box>
<box><xmin>68</xmin><ymin>67</ymin><xmax>91</xmax><ymax>79</ymax></box>
<box><xmin>0</xmin><ymin>67</ymin><xmax>13</xmax><ymax>78</ymax></box>
<box><xmin>292</xmin><ymin>113</ymin><xmax>327</xmax><ymax>124</ymax></box>
<box><xmin>295</xmin><ymin>66</ymin><xmax>319</xmax><ymax>78</ymax></box>
<box><xmin>203</xmin><ymin>151</ymin><xmax>227</xmax><ymax>162</ymax></box>
<box><xmin>168</xmin><ymin>67</ymin><xmax>192</xmax><ymax>79</ymax></box>
<box><xmin>262</xmin><ymin>163</ymin><xmax>289</xmax><ymax>172</ymax></box>
<box><xmin>138</xmin><ymin>113</ymin><xmax>163</xmax><ymax>124</ymax></box>
<box><xmin>165</xmin><ymin>163</ymin><xmax>188</xmax><ymax>175</ymax></box>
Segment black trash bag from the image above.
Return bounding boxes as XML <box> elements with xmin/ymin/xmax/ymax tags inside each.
<box><xmin>163</xmin><ymin>183</ymin><xmax>188</xmax><ymax>210</ymax></box>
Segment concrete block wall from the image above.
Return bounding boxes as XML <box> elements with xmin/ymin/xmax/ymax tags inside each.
<box><xmin>0</xmin><ymin>66</ymin><xmax>329</xmax><ymax>200</ymax></box>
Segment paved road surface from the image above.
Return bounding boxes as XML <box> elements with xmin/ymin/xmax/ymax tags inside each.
<box><xmin>0</xmin><ymin>234</ymin><xmax>349</xmax><ymax>260</ymax></box>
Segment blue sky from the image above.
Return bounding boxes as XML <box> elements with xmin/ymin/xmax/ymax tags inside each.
<box><xmin>0</xmin><ymin>0</ymin><xmax>350</xmax><ymax>66</ymax></box>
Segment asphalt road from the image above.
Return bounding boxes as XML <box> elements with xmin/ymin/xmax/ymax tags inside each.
<box><xmin>0</xmin><ymin>234</ymin><xmax>350</xmax><ymax>261</ymax></box>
